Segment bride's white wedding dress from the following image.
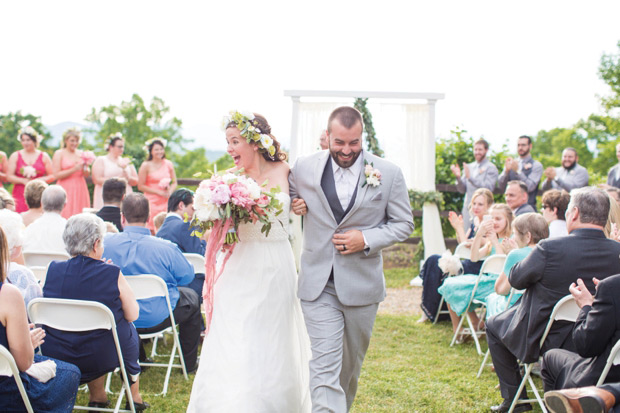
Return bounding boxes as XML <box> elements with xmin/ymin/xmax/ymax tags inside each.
<box><xmin>187</xmin><ymin>194</ymin><xmax>311</xmax><ymax>412</ymax></box>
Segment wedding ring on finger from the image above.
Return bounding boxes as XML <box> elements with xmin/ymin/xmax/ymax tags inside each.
<box><xmin>342</xmin><ymin>245</ymin><xmax>347</xmax><ymax>251</ymax></box>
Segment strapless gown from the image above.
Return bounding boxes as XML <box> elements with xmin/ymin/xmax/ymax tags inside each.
<box><xmin>187</xmin><ymin>194</ymin><xmax>311</xmax><ymax>412</ymax></box>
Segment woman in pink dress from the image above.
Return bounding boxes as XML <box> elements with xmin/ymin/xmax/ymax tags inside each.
<box><xmin>91</xmin><ymin>133</ymin><xmax>138</xmax><ymax>210</ymax></box>
<box><xmin>0</xmin><ymin>151</ymin><xmax>8</xmax><ymax>183</ymax></box>
<box><xmin>7</xmin><ymin>126</ymin><xmax>54</xmax><ymax>212</ymax></box>
<box><xmin>138</xmin><ymin>138</ymin><xmax>177</xmax><ymax>232</ymax></box>
<box><xmin>52</xmin><ymin>128</ymin><xmax>91</xmax><ymax>218</ymax></box>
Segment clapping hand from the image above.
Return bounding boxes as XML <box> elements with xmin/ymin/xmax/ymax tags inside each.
<box><xmin>291</xmin><ymin>198</ymin><xmax>307</xmax><ymax>216</ymax></box>
<box><xmin>450</xmin><ymin>164</ymin><xmax>461</xmax><ymax>179</ymax></box>
<box><xmin>479</xmin><ymin>219</ymin><xmax>494</xmax><ymax>237</ymax></box>
<box><xmin>501</xmin><ymin>238</ymin><xmax>518</xmax><ymax>254</ymax></box>
<box><xmin>448</xmin><ymin>211</ymin><xmax>464</xmax><ymax>230</ymax></box>
<box><xmin>611</xmin><ymin>223</ymin><xmax>620</xmax><ymax>243</ymax></box>
<box><xmin>29</xmin><ymin>323</ymin><xmax>45</xmax><ymax>349</ymax></box>
<box><xmin>569</xmin><ymin>278</ymin><xmax>599</xmax><ymax>308</ymax></box>
<box><xmin>504</xmin><ymin>158</ymin><xmax>514</xmax><ymax>172</ymax></box>
<box><xmin>544</xmin><ymin>167</ymin><xmax>556</xmax><ymax>180</ymax></box>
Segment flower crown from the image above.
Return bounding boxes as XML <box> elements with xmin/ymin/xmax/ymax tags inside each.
<box><xmin>105</xmin><ymin>132</ymin><xmax>123</xmax><ymax>150</ymax></box>
<box><xmin>221</xmin><ymin>110</ymin><xmax>276</xmax><ymax>159</ymax></box>
<box><xmin>17</xmin><ymin>125</ymin><xmax>42</xmax><ymax>144</ymax></box>
<box><xmin>62</xmin><ymin>127</ymin><xmax>82</xmax><ymax>140</ymax></box>
<box><xmin>143</xmin><ymin>137</ymin><xmax>167</xmax><ymax>153</ymax></box>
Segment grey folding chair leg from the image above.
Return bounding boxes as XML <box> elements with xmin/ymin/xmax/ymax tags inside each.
<box><xmin>433</xmin><ymin>296</ymin><xmax>446</xmax><ymax>324</ymax></box>
<box><xmin>507</xmin><ymin>363</ymin><xmax>547</xmax><ymax>413</ymax></box>
<box><xmin>477</xmin><ymin>349</ymin><xmax>491</xmax><ymax>378</ymax></box>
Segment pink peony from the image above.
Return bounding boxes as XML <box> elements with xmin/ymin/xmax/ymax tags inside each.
<box><xmin>211</xmin><ymin>184</ymin><xmax>231</xmax><ymax>205</ymax></box>
<box><xmin>230</xmin><ymin>182</ymin><xmax>255</xmax><ymax>209</ymax></box>
<box><xmin>81</xmin><ymin>151</ymin><xmax>96</xmax><ymax>166</ymax></box>
<box><xmin>117</xmin><ymin>157</ymin><xmax>131</xmax><ymax>168</ymax></box>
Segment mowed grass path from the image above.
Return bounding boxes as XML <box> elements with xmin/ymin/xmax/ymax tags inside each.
<box><xmin>76</xmin><ymin>268</ymin><xmax>544</xmax><ymax>412</ymax></box>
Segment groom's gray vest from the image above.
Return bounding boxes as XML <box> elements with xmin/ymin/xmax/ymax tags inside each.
<box><xmin>320</xmin><ymin>157</ymin><xmax>358</xmax><ymax>224</ymax></box>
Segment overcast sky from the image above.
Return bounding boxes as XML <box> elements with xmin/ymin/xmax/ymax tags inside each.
<box><xmin>1</xmin><ymin>1</ymin><xmax>619</xmax><ymax>153</ymax></box>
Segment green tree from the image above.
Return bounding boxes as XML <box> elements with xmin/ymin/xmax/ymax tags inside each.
<box><xmin>0</xmin><ymin>111</ymin><xmax>53</xmax><ymax>155</ymax></box>
<box><xmin>84</xmin><ymin>94</ymin><xmax>186</xmax><ymax>167</ymax></box>
<box><xmin>173</xmin><ymin>148</ymin><xmax>234</xmax><ymax>184</ymax></box>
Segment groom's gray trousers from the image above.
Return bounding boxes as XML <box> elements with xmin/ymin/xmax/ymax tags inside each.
<box><xmin>301</xmin><ymin>280</ymin><xmax>378</xmax><ymax>413</ymax></box>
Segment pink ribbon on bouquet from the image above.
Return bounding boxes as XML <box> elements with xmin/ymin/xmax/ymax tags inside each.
<box><xmin>202</xmin><ymin>217</ymin><xmax>236</xmax><ymax>336</ymax></box>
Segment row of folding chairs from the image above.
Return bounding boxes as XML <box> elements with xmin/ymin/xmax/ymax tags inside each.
<box><xmin>0</xmin><ymin>274</ymin><xmax>193</xmax><ymax>412</ymax></box>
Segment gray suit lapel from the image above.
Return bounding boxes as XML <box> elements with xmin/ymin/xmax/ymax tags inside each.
<box><xmin>315</xmin><ymin>152</ymin><xmax>337</xmax><ymax>223</ymax></box>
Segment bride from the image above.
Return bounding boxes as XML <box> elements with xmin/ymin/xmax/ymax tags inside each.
<box><xmin>187</xmin><ymin>112</ymin><xmax>311</xmax><ymax>412</ymax></box>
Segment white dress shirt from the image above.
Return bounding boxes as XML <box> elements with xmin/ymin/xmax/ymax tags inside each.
<box><xmin>22</xmin><ymin>212</ymin><xmax>67</xmax><ymax>254</ymax></box>
<box><xmin>331</xmin><ymin>154</ymin><xmax>363</xmax><ymax>211</ymax></box>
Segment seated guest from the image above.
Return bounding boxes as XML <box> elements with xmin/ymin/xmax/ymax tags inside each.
<box><xmin>542</xmin><ymin>272</ymin><xmax>620</xmax><ymax>393</ymax></box>
<box><xmin>545</xmin><ymin>384</ymin><xmax>618</xmax><ymax>413</ymax></box>
<box><xmin>603</xmin><ymin>143</ymin><xmax>620</xmax><ymax>190</ymax></box>
<box><xmin>153</xmin><ymin>211</ymin><xmax>166</xmax><ymax>233</ymax></box>
<box><xmin>541</xmin><ymin>148</ymin><xmax>589</xmax><ymax>193</ymax></box>
<box><xmin>541</xmin><ymin>189</ymin><xmax>570</xmax><ymax>238</ymax></box>
<box><xmin>485</xmin><ymin>213</ymin><xmax>549</xmax><ymax>319</ymax></box>
<box><xmin>96</xmin><ymin>177</ymin><xmax>126</xmax><ymax>232</ymax></box>
<box><xmin>156</xmin><ymin>188</ymin><xmax>207</xmax><ymax>299</ymax></box>
<box><xmin>505</xmin><ymin>180</ymin><xmax>535</xmax><ymax>216</ymax></box>
<box><xmin>42</xmin><ymin>213</ymin><xmax>148</xmax><ymax>410</ymax></box>
<box><xmin>22</xmin><ymin>185</ymin><xmax>67</xmax><ymax>254</ymax></box>
<box><xmin>418</xmin><ymin>188</ymin><xmax>494</xmax><ymax>323</ymax></box>
<box><xmin>0</xmin><ymin>209</ymin><xmax>42</xmax><ymax>306</ymax></box>
<box><xmin>487</xmin><ymin>187</ymin><xmax>620</xmax><ymax>413</ymax></box>
<box><xmin>0</xmin><ymin>188</ymin><xmax>16</xmax><ymax>211</ymax></box>
<box><xmin>0</xmin><ymin>226</ymin><xmax>80</xmax><ymax>412</ymax></box>
<box><xmin>438</xmin><ymin>204</ymin><xmax>512</xmax><ymax>335</ymax></box>
<box><xmin>20</xmin><ymin>180</ymin><xmax>48</xmax><ymax>226</ymax></box>
<box><xmin>103</xmin><ymin>193</ymin><xmax>201</xmax><ymax>373</ymax></box>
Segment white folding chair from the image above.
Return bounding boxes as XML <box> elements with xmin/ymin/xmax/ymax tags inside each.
<box><xmin>125</xmin><ymin>274</ymin><xmax>188</xmax><ymax>395</ymax></box>
<box><xmin>433</xmin><ymin>243</ymin><xmax>473</xmax><ymax>324</ymax></box>
<box><xmin>183</xmin><ymin>253</ymin><xmax>205</xmax><ymax>275</ymax></box>
<box><xmin>596</xmin><ymin>339</ymin><xmax>620</xmax><ymax>386</ymax></box>
<box><xmin>508</xmin><ymin>294</ymin><xmax>581</xmax><ymax>413</ymax></box>
<box><xmin>23</xmin><ymin>250</ymin><xmax>70</xmax><ymax>268</ymax></box>
<box><xmin>449</xmin><ymin>254</ymin><xmax>506</xmax><ymax>356</ymax></box>
<box><xmin>29</xmin><ymin>265</ymin><xmax>48</xmax><ymax>286</ymax></box>
<box><xmin>27</xmin><ymin>297</ymin><xmax>136</xmax><ymax>413</ymax></box>
<box><xmin>0</xmin><ymin>344</ymin><xmax>34</xmax><ymax>413</ymax></box>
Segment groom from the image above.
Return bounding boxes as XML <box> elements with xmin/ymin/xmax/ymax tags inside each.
<box><xmin>289</xmin><ymin>106</ymin><xmax>414</xmax><ymax>412</ymax></box>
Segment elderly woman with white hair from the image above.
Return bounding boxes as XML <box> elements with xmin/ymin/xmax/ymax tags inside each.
<box><xmin>41</xmin><ymin>213</ymin><xmax>149</xmax><ymax>411</ymax></box>
<box><xmin>0</xmin><ymin>209</ymin><xmax>42</xmax><ymax>306</ymax></box>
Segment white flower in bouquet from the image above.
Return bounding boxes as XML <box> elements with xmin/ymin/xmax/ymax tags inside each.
<box><xmin>246</xmin><ymin>180</ymin><xmax>261</xmax><ymax>200</ymax></box>
<box><xmin>21</xmin><ymin>165</ymin><xmax>37</xmax><ymax>179</ymax></box>
<box><xmin>222</xmin><ymin>173</ymin><xmax>238</xmax><ymax>184</ymax></box>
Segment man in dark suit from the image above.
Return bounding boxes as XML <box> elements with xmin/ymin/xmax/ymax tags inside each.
<box><xmin>156</xmin><ymin>188</ymin><xmax>206</xmax><ymax>300</ymax></box>
<box><xmin>487</xmin><ymin>187</ymin><xmax>620</xmax><ymax>412</ymax></box>
<box><xmin>505</xmin><ymin>180</ymin><xmax>536</xmax><ymax>216</ymax></box>
<box><xmin>96</xmin><ymin>177</ymin><xmax>126</xmax><ymax>232</ymax></box>
<box><xmin>541</xmin><ymin>273</ymin><xmax>620</xmax><ymax>392</ymax></box>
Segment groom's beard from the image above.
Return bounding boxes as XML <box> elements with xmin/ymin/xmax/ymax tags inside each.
<box><xmin>331</xmin><ymin>149</ymin><xmax>362</xmax><ymax>168</ymax></box>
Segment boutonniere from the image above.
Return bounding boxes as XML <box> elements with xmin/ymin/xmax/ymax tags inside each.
<box><xmin>479</xmin><ymin>167</ymin><xmax>486</xmax><ymax>174</ymax></box>
<box><xmin>524</xmin><ymin>163</ymin><xmax>532</xmax><ymax>170</ymax></box>
<box><xmin>362</xmin><ymin>161</ymin><xmax>382</xmax><ymax>188</ymax></box>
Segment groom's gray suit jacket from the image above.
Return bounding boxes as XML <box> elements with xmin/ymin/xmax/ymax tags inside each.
<box><xmin>289</xmin><ymin>150</ymin><xmax>414</xmax><ymax>306</ymax></box>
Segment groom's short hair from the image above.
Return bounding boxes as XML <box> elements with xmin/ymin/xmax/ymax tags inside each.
<box><xmin>327</xmin><ymin>106</ymin><xmax>363</xmax><ymax>133</ymax></box>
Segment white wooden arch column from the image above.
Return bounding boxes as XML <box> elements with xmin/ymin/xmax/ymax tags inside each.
<box><xmin>284</xmin><ymin>90</ymin><xmax>446</xmax><ymax>263</ymax></box>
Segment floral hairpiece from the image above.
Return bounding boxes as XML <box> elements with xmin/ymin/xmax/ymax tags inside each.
<box><xmin>62</xmin><ymin>127</ymin><xmax>82</xmax><ymax>140</ymax></box>
<box><xmin>221</xmin><ymin>110</ymin><xmax>276</xmax><ymax>159</ymax></box>
<box><xmin>143</xmin><ymin>137</ymin><xmax>167</xmax><ymax>153</ymax></box>
<box><xmin>105</xmin><ymin>132</ymin><xmax>123</xmax><ymax>150</ymax></box>
<box><xmin>16</xmin><ymin>125</ymin><xmax>42</xmax><ymax>144</ymax></box>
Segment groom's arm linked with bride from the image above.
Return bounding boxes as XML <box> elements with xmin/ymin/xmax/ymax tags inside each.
<box><xmin>288</xmin><ymin>106</ymin><xmax>414</xmax><ymax>413</ymax></box>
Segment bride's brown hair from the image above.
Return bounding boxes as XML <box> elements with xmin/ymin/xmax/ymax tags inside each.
<box><xmin>226</xmin><ymin>113</ymin><xmax>288</xmax><ymax>162</ymax></box>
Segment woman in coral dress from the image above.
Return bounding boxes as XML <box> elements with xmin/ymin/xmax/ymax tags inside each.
<box><xmin>91</xmin><ymin>133</ymin><xmax>138</xmax><ymax>210</ymax></box>
<box><xmin>52</xmin><ymin>128</ymin><xmax>92</xmax><ymax>218</ymax></box>
<box><xmin>7</xmin><ymin>126</ymin><xmax>54</xmax><ymax>212</ymax></box>
<box><xmin>0</xmin><ymin>151</ymin><xmax>8</xmax><ymax>183</ymax></box>
<box><xmin>138</xmin><ymin>138</ymin><xmax>176</xmax><ymax>232</ymax></box>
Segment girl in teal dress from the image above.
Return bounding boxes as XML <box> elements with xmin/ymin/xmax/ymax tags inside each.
<box><xmin>438</xmin><ymin>204</ymin><xmax>513</xmax><ymax>335</ymax></box>
<box><xmin>485</xmin><ymin>213</ymin><xmax>550</xmax><ymax>318</ymax></box>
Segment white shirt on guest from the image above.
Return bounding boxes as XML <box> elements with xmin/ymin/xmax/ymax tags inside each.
<box><xmin>331</xmin><ymin>153</ymin><xmax>363</xmax><ymax>211</ymax></box>
<box><xmin>22</xmin><ymin>211</ymin><xmax>67</xmax><ymax>254</ymax></box>
<box><xmin>548</xmin><ymin>219</ymin><xmax>568</xmax><ymax>238</ymax></box>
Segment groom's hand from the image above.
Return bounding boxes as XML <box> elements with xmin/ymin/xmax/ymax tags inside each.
<box><xmin>332</xmin><ymin>230</ymin><xmax>365</xmax><ymax>255</ymax></box>
<box><xmin>291</xmin><ymin>198</ymin><xmax>308</xmax><ymax>215</ymax></box>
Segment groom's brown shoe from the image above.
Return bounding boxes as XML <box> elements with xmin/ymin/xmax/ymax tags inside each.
<box><xmin>544</xmin><ymin>387</ymin><xmax>616</xmax><ymax>413</ymax></box>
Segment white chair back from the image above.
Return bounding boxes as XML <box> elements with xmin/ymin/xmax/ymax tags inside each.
<box><xmin>0</xmin><ymin>345</ymin><xmax>34</xmax><ymax>413</ymax></box>
<box><xmin>597</xmin><ymin>339</ymin><xmax>620</xmax><ymax>386</ymax></box>
<box><xmin>183</xmin><ymin>253</ymin><xmax>205</xmax><ymax>274</ymax></box>
<box><xmin>454</xmin><ymin>243</ymin><xmax>472</xmax><ymax>260</ymax></box>
<box><xmin>27</xmin><ymin>298</ymin><xmax>136</xmax><ymax>412</ymax></box>
<box><xmin>125</xmin><ymin>274</ymin><xmax>168</xmax><ymax>301</ymax></box>
<box><xmin>29</xmin><ymin>266</ymin><xmax>48</xmax><ymax>285</ymax></box>
<box><xmin>479</xmin><ymin>254</ymin><xmax>506</xmax><ymax>276</ymax></box>
<box><xmin>23</xmin><ymin>251</ymin><xmax>70</xmax><ymax>268</ymax></box>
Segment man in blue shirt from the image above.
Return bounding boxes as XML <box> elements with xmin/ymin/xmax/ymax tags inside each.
<box><xmin>103</xmin><ymin>193</ymin><xmax>201</xmax><ymax>372</ymax></box>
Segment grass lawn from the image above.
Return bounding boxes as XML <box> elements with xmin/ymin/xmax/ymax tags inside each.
<box><xmin>75</xmin><ymin>267</ymin><xmax>545</xmax><ymax>412</ymax></box>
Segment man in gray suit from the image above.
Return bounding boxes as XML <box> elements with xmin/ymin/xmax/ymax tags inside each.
<box><xmin>289</xmin><ymin>106</ymin><xmax>414</xmax><ymax>412</ymax></box>
<box><xmin>451</xmin><ymin>138</ymin><xmax>498</xmax><ymax>229</ymax></box>
<box><xmin>498</xmin><ymin>135</ymin><xmax>543</xmax><ymax>210</ymax></box>
<box><xmin>541</xmin><ymin>147</ymin><xmax>590</xmax><ymax>193</ymax></box>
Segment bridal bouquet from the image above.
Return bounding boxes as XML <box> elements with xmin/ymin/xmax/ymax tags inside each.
<box><xmin>80</xmin><ymin>151</ymin><xmax>96</xmax><ymax>166</ymax></box>
<box><xmin>20</xmin><ymin>165</ymin><xmax>37</xmax><ymax>179</ymax></box>
<box><xmin>191</xmin><ymin>170</ymin><xmax>284</xmax><ymax>333</ymax></box>
<box><xmin>117</xmin><ymin>157</ymin><xmax>131</xmax><ymax>169</ymax></box>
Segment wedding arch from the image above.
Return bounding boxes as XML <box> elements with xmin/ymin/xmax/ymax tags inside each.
<box><xmin>284</xmin><ymin>90</ymin><xmax>446</xmax><ymax>260</ymax></box>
